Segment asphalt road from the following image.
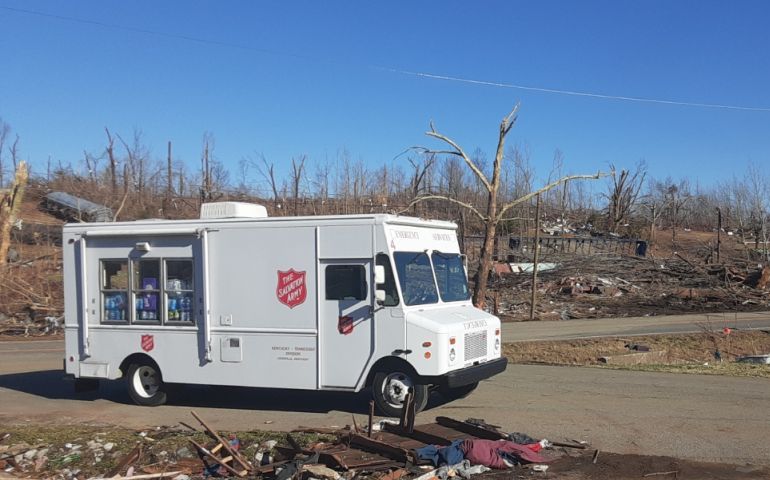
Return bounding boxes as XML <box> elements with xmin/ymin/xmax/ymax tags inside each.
<box><xmin>1</xmin><ymin>335</ymin><xmax>769</xmax><ymax>466</ymax></box>
<box><xmin>502</xmin><ymin>310</ymin><xmax>770</xmax><ymax>341</ymax></box>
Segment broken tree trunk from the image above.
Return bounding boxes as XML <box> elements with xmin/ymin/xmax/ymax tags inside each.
<box><xmin>0</xmin><ymin>161</ymin><xmax>28</xmax><ymax>265</ymax></box>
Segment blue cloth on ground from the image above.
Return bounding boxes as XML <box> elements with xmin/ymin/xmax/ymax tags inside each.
<box><xmin>415</xmin><ymin>439</ymin><xmax>466</xmax><ymax>466</ymax></box>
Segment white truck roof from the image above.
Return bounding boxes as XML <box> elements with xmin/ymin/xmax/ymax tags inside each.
<box><xmin>62</xmin><ymin>212</ymin><xmax>458</xmax><ymax>234</ymax></box>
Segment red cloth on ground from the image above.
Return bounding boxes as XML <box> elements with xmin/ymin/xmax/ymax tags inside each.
<box><xmin>460</xmin><ymin>439</ymin><xmax>549</xmax><ymax>469</ymax></box>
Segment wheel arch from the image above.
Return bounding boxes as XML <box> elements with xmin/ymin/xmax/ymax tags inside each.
<box><xmin>119</xmin><ymin>353</ymin><xmax>160</xmax><ymax>378</ymax></box>
<box><xmin>364</xmin><ymin>356</ymin><xmax>418</xmax><ymax>387</ymax></box>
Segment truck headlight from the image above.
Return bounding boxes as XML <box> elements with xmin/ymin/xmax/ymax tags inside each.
<box><xmin>494</xmin><ymin>338</ymin><xmax>500</xmax><ymax>351</ymax></box>
<box><xmin>449</xmin><ymin>347</ymin><xmax>456</xmax><ymax>362</ymax></box>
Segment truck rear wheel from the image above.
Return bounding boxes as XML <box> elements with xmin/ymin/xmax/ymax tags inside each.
<box><xmin>126</xmin><ymin>361</ymin><xmax>167</xmax><ymax>406</ymax></box>
<box><xmin>372</xmin><ymin>371</ymin><xmax>429</xmax><ymax>418</ymax></box>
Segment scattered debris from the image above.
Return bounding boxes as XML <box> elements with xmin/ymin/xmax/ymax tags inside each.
<box><xmin>492</xmin><ymin>255</ymin><xmax>770</xmax><ymax>321</ymax></box>
<box><xmin>736</xmin><ymin>354</ymin><xmax>770</xmax><ymax>365</ymax></box>
<box><xmin>598</xmin><ymin>350</ymin><xmax>668</xmax><ymax>365</ymax></box>
<box><xmin>42</xmin><ymin>191</ymin><xmax>113</xmax><ymax>223</ymax></box>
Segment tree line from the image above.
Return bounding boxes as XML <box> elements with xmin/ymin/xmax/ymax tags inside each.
<box><xmin>1</xmin><ymin>115</ymin><xmax>768</xmax><ymax>259</ymax></box>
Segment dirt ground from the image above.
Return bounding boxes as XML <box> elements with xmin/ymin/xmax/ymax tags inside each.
<box><xmin>543</xmin><ymin>450</ymin><xmax>769</xmax><ymax>480</ymax></box>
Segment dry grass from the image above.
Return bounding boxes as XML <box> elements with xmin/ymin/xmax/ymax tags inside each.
<box><xmin>503</xmin><ymin>331</ymin><xmax>770</xmax><ymax>377</ymax></box>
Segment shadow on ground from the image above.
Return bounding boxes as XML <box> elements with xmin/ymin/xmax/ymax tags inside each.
<box><xmin>0</xmin><ymin>369</ymin><xmax>451</xmax><ymax>415</ymax></box>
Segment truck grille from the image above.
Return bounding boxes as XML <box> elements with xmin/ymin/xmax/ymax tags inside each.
<box><xmin>464</xmin><ymin>331</ymin><xmax>488</xmax><ymax>361</ymax></box>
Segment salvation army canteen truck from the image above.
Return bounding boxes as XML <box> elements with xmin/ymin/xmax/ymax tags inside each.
<box><xmin>63</xmin><ymin>202</ymin><xmax>506</xmax><ymax>416</ymax></box>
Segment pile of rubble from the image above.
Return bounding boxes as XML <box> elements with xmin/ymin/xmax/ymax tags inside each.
<box><xmin>0</xmin><ymin>409</ymin><xmax>589</xmax><ymax>480</ymax></box>
<box><xmin>491</xmin><ymin>255</ymin><xmax>770</xmax><ymax>320</ymax></box>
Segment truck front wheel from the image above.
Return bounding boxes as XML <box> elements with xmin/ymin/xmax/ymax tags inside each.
<box><xmin>372</xmin><ymin>371</ymin><xmax>429</xmax><ymax>418</ymax></box>
<box><xmin>126</xmin><ymin>361</ymin><xmax>167</xmax><ymax>406</ymax></box>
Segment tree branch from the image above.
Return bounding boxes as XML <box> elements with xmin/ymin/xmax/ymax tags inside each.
<box><xmin>424</xmin><ymin>129</ymin><xmax>492</xmax><ymax>192</ymax></box>
<box><xmin>397</xmin><ymin>195</ymin><xmax>486</xmax><ymax>221</ymax></box>
<box><xmin>501</xmin><ymin>103</ymin><xmax>520</xmax><ymax>137</ymax></box>
<box><xmin>497</xmin><ymin>172</ymin><xmax>607</xmax><ymax>221</ymax></box>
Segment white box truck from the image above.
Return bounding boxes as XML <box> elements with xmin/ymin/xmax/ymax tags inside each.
<box><xmin>63</xmin><ymin>202</ymin><xmax>506</xmax><ymax>416</ymax></box>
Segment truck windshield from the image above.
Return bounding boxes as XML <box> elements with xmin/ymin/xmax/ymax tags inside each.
<box><xmin>431</xmin><ymin>252</ymin><xmax>470</xmax><ymax>302</ymax></box>
<box><xmin>393</xmin><ymin>252</ymin><xmax>439</xmax><ymax>306</ymax></box>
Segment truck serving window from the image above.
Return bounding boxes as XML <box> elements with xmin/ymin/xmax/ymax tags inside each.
<box><xmin>101</xmin><ymin>260</ymin><xmax>129</xmax><ymax>322</ymax></box>
<box><xmin>325</xmin><ymin>265</ymin><xmax>367</xmax><ymax>300</ymax></box>
<box><xmin>431</xmin><ymin>252</ymin><xmax>470</xmax><ymax>302</ymax></box>
<box><xmin>394</xmin><ymin>252</ymin><xmax>439</xmax><ymax>306</ymax></box>
<box><xmin>166</xmin><ymin>260</ymin><xmax>194</xmax><ymax>323</ymax></box>
<box><xmin>133</xmin><ymin>260</ymin><xmax>161</xmax><ymax>323</ymax></box>
<box><xmin>375</xmin><ymin>253</ymin><xmax>399</xmax><ymax>306</ymax></box>
<box><xmin>100</xmin><ymin>257</ymin><xmax>195</xmax><ymax>325</ymax></box>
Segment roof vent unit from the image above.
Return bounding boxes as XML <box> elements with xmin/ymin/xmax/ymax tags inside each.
<box><xmin>200</xmin><ymin>202</ymin><xmax>268</xmax><ymax>219</ymax></box>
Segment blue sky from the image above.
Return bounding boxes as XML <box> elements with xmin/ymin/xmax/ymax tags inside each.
<box><xmin>1</xmin><ymin>1</ymin><xmax>768</xmax><ymax>190</ymax></box>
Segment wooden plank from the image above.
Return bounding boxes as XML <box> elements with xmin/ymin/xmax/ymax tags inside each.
<box><xmin>116</xmin><ymin>472</ymin><xmax>182</xmax><ymax>480</ymax></box>
<box><xmin>369</xmin><ymin>431</ymin><xmax>424</xmax><ymax>450</ymax></box>
<box><xmin>349</xmin><ymin>434</ymin><xmax>411</xmax><ymax>463</ymax></box>
<box><xmin>412</xmin><ymin>423</ymin><xmax>469</xmax><ymax>442</ymax></box>
<box><xmin>191</xmin><ymin>411</ymin><xmax>251</xmax><ymax>472</ymax></box>
<box><xmin>381</xmin><ymin>423</ymin><xmax>452</xmax><ymax>446</ymax></box>
<box><xmin>434</xmin><ymin>417</ymin><xmax>507</xmax><ymax>440</ymax></box>
<box><xmin>107</xmin><ymin>444</ymin><xmax>142</xmax><ymax>478</ymax></box>
<box><xmin>189</xmin><ymin>439</ymin><xmax>246</xmax><ymax>478</ymax></box>
<box><xmin>252</xmin><ymin>460</ymin><xmax>290</xmax><ymax>475</ymax></box>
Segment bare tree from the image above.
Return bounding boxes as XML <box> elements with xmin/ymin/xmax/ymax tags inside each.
<box><xmin>0</xmin><ymin>118</ymin><xmax>10</xmax><ymax>188</ymax></box>
<box><xmin>0</xmin><ymin>161</ymin><xmax>28</xmax><ymax>265</ymax></box>
<box><xmin>9</xmin><ymin>135</ymin><xmax>20</xmax><ymax>171</ymax></box>
<box><xmin>104</xmin><ymin>128</ymin><xmax>118</xmax><ymax>197</ymax></box>
<box><xmin>235</xmin><ymin>158</ymin><xmax>252</xmax><ymax>195</ymax></box>
<box><xmin>253</xmin><ymin>153</ymin><xmax>281</xmax><ymax>209</ymax></box>
<box><xmin>83</xmin><ymin>150</ymin><xmax>101</xmax><ymax>183</ymax></box>
<box><xmin>650</xmin><ymin>177</ymin><xmax>691</xmax><ymax>247</ymax></box>
<box><xmin>290</xmin><ymin>155</ymin><xmax>307</xmax><ymax>215</ymax></box>
<box><xmin>604</xmin><ymin>160</ymin><xmax>647</xmax><ymax>232</ymax></box>
<box><xmin>408</xmin><ymin>153</ymin><xmax>436</xmax><ymax>215</ymax></box>
<box><xmin>311</xmin><ymin>159</ymin><xmax>331</xmax><ymax>214</ymax></box>
<box><xmin>403</xmin><ymin>105</ymin><xmax>604</xmax><ymax>307</ymax></box>
<box><xmin>745</xmin><ymin>162</ymin><xmax>769</xmax><ymax>260</ymax></box>
<box><xmin>200</xmin><ymin>132</ymin><xmax>215</xmax><ymax>203</ymax></box>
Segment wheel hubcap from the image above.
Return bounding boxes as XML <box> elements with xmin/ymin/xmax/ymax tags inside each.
<box><xmin>382</xmin><ymin>372</ymin><xmax>414</xmax><ymax>408</ymax></box>
<box><xmin>133</xmin><ymin>366</ymin><xmax>160</xmax><ymax>398</ymax></box>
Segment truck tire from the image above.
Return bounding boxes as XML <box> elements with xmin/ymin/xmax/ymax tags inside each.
<box><xmin>372</xmin><ymin>370</ymin><xmax>429</xmax><ymax>418</ymax></box>
<box><xmin>126</xmin><ymin>361</ymin><xmax>167</xmax><ymax>406</ymax></box>
<box><xmin>439</xmin><ymin>382</ymin><xmax>479</xmax><ymax>401</ymax></box>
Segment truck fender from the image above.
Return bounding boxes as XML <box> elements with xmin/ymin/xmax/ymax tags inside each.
<box><xmin>364</xmin><ymin>356</ymin><xmax>418</xmax><ymax>387</ymax></box>
<box><xmin>119</xmin><ymin>352</ymin><xmax>160</xmax><ymax>379</ymax></box>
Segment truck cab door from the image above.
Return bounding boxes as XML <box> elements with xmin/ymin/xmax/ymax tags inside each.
<box><xmin>319</xmin><ymin>259</ymin><xmax>374</xmax><ymax>389</ymax></box>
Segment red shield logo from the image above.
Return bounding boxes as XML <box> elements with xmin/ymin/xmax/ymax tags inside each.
<box><xmin>141</xmin><ymin>334</ymin><xmax>154</xmax><ymax>352</ymax></box>
<box><xmin>338</xmin><ymin>316</ymin><xmax>354</xmax><ymax>335</ymax></box>
<box><xmin>276</xmin><ymin>269</ymin><xmax>307</xmax><ymax>308</ymax></box>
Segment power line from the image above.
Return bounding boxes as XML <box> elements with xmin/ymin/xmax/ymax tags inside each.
<box><xmin>375</xmin><ymin>68</ymin><xmax>770</xmax><ymax>113</ymax></box>
<box><xmin>3</xmin><ymin>4</ymin><xmax>770</xmax><ymax>113</ymax></box>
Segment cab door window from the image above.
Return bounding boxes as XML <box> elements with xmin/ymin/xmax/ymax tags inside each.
<box><xmin>325</xmin><ymin>265</ymin><xmax>367</xmax><ymax>300</ymax></box>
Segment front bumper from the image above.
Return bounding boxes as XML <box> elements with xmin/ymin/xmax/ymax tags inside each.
<box><xmin>420</xmin><ymin>357</ymin><xmax>508</xmax><ymax>388</ymax></box>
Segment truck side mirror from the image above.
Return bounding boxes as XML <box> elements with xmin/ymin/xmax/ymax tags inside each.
<box><xmin>460</xmin><ymin>254</ymin><xmax>468</xmax><ymax>278</ymax></box>
<box><xmin>374</xmin><ymin>265</ymin><xmax>386</xmax><ymax>285</ymax></box>
<box><xmin>375</xmin><ymin>289</ymin><xmax>386</xmax><ymax>304</ymax></box>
